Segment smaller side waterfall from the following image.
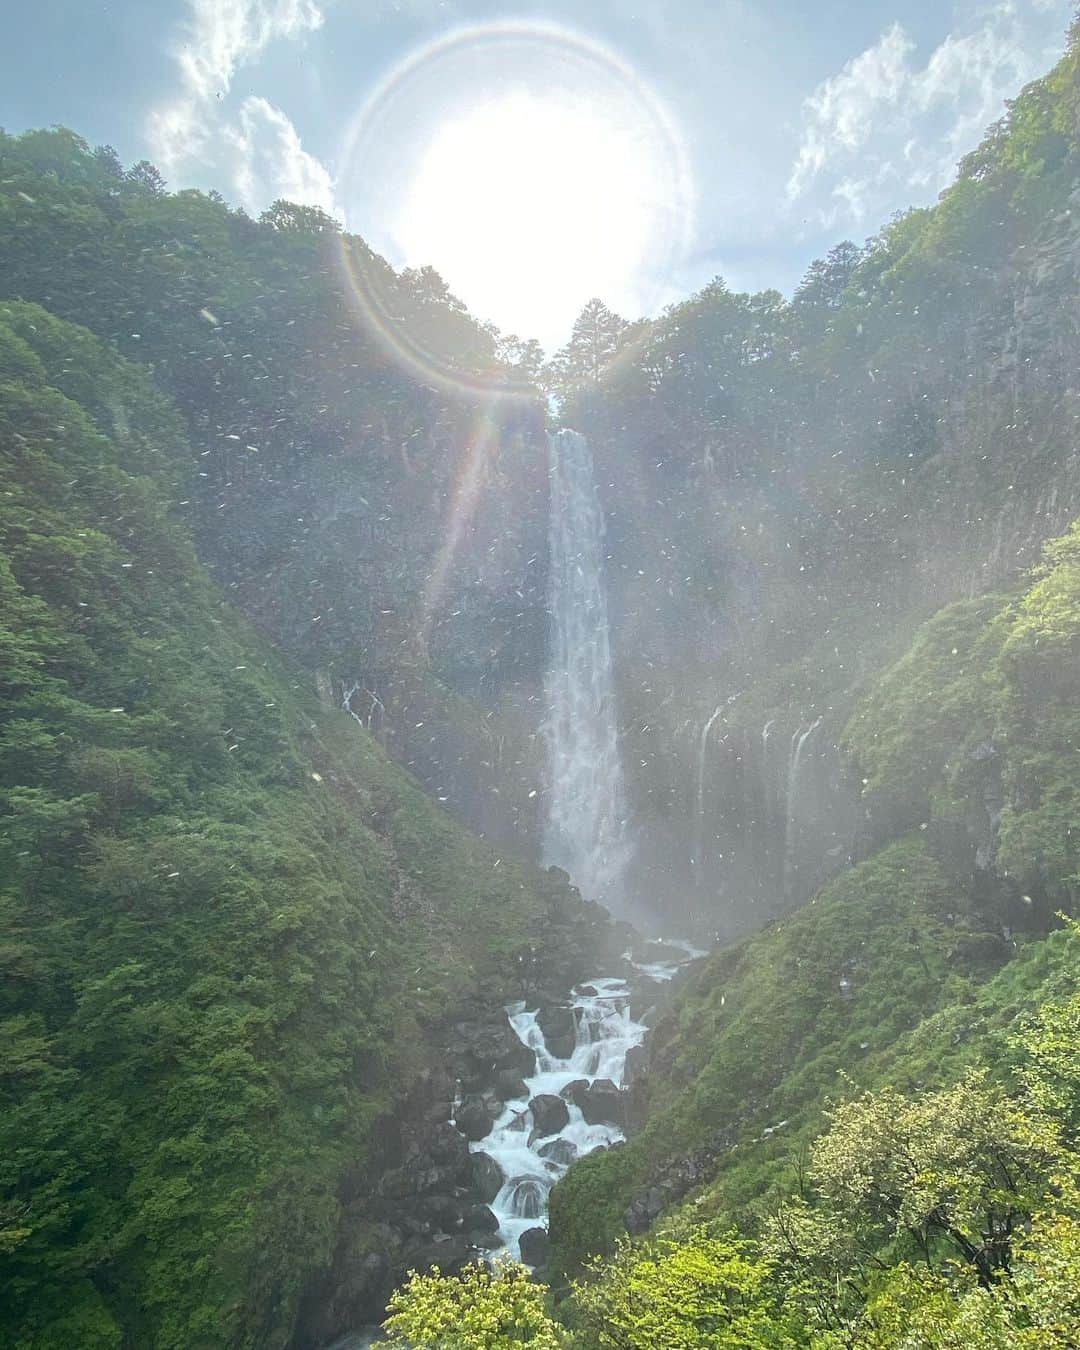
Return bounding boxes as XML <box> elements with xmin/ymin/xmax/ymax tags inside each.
<box><xmin>784</xmin><ymin>718</ymin><xmax>822</xmax><ymax>896</ymax></box>
<box><xmin>694</xmin><ymin>706</ymin><xmax>725</xmax><ymax>883</ymax></box>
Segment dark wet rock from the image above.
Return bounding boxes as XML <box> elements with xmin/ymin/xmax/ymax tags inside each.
<box><xmin>455</xmin><ymin>1096</ymin><xmax>497</xmax><ymax>1142</ymax></box>
<box><xmin>623</xmin><ymin>1043</ymin><xmax>648</xmax><ymax>1088</ymax></box>
<box><xmin>494</xmin><ymin>1069</ymin><xmax>529</xmax><ymax>1101</ymax></box>
<box><xmin>451</xmin><ymin>1017</ymin><xmax>536</xmax><ymax>1090</ymax></box>
<box><xmin>462</xmin><ymin>1203</ymin><xmax>500</xmax><ymax>1234</ymax></box>
<box><xmin>560</xmin><ymin>1078</ymin><xmax>590</xmax><ymax>1108</ymax></box>
<box><xmin>576</xmin><ymin>983</ymin><xmax>599</xmax><ymax>997</ymax></box>
<box><xmin>537</xmin><ymin>1137</ymin><xmax>577</xmax><ymax>1166</ymax></box>
<box><xmin>470</xmin><ymin>1151</ymin><xmax>505</xmax><ymax>1203</ymax></box>
<box><xmin>417</xmin><ymin>1192</ymin><xmax>469</xmax><ymax>1231</ymax></box>
<box><xmin>623</xmin><ymin>1137</ymin><xmax>734</xmax><ymax>1234</ymax></box>
<box><xmin>405</xmin><ymin>1235</ymin><xmax>473</xmax><ymax>1277</ymax></box>
<box><xmin>529</xmin><ymin>1093</ymin><xmax>569</xmax><ymax>1137</ymax></box>
<box><xmin>536</xmin><ymin>1004</ymin><xmax>576</xmax><ymax>1059</ymax></box>
<box><xmin>579</xmin><ymin>1078</ymin><xmax>626</xmax><ymax>1127</ymax></box>
<box><xmin>455</xmin><ymin>1090</ymin><xmax>502</xmax><ymax>1142</ymax></box>
<box><xmin>397</xmin><ymin>1121</ymin><xmax>471</xmax><ymax>1197</ymax></box>
<box><xmin>519</xmin><ymin>1226</ymin><xmax>550</xmax><ymax>1267</ymax></box>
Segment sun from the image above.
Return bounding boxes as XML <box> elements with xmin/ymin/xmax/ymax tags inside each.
<box><xmin>397</xmin><ymin>91</ymin><xmax>664</xmax><ymax>349</ymax></box>
<box><xmin>338</xmin><ymin>23</ymin><xmax>693</xmax><ymax>358</ymax></box>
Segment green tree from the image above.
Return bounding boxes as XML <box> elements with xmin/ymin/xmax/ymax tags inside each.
<box><xmin>571</xmin><ymin>1228</ymin><xmax>806</xmax><ymax>1349</ymax></box>
<box><xmin>384</xmin><ymin>1262</ymin><xmax>565</xmax><ymax>1349</ymax></box>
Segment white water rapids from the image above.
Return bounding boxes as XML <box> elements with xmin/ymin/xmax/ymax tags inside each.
<box><xmin>470</xmin><ymin>942</ymin><xmax>703</xmax><ymax>1261</ymax></box>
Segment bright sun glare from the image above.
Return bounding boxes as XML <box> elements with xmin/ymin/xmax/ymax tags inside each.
<box><xmin>338</xmin><ymin>23</ymin><xmax>693</xmax><ymax>355</ymax></box>
<box><xmin>399</xmin><ymin>92</ymin><xmax>661</xmax><ymax>347</ymax></box>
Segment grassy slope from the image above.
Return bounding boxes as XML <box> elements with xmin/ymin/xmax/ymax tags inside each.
<box><xmin>550</xmin><ymin>522</ymin><xmax>1080</xmax><ymax>1283</ymax></box>
<box><xmin>0</xmin><ymin>302</ymin><xmax>596</xmax><ymax>1349</ymax></box>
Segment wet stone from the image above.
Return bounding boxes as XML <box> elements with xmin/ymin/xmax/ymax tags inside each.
<box><xmin>519</xmin><ymin>1226</ymin><xmax>550</xmax><ymax>1268</ymax></box>
<box><xmin>537</xmin><ymin>1137</ymin><xmax>577</xmax><ymax>1166</ymax></box>
<box><xmin>579</xmin><ymin>1078</ymin><xmax>626</xmax><ymax>1127</ymax></box>
<box><xmin>455</xmin><ymin>1096</ymin><xmax>497</xmax><ymax>1142</ymax></box>
<box><xmin>470</xmin><ymin>1151</ymin><xmax>505</xmax><ymax>1203</ymax></box>
<box><xmin>529</xmin><ymin>1093</ymin><xmax>569</xmax><ymax>1137</ymax></box>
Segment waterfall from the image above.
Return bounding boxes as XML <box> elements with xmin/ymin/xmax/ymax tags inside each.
<box><xmin>542</xmin><ymin>429</ymin><xmax>630</xmax><ymax>909</ymax></box>
<box><xmin>694</xmin><ymin>706</ymin><xmax>725</xmax><ymax>884</ymax></box>
<box><xmin>784</xmin><ymin>718</ymin><xmax>822</xmax><ymax>896</ymax></box>
<box><xmin>472</xmin><ymin>947</ymin><xmax>703</xmax><ymax>1261</ymax></box>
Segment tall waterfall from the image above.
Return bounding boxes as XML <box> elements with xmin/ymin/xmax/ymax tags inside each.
<box><xmin>542</xmin><ymin>429</ymin><xmax>630</xmax><ymax>909</ymax></box>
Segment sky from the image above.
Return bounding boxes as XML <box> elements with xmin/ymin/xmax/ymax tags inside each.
<box><xmin>3</xmin><ymin>0</ymin><xmax>1074</xmax><ymax>350</ymax></box>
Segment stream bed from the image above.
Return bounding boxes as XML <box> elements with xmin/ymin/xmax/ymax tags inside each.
<box><xmin>464</xmin><ymin>940</ymin><xmax>704</xmax><ymax>1263</ymax></box>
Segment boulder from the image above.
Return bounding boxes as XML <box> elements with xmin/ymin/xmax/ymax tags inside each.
<box><xmin>494</xmin><ymin>1069</ymin><xmax>529</xmax><ymax>1102</ymax></box>
<box><xmin>417</xmin><ymin>1192</ymin><xmax>467</xmax><ymax>1231</ymax></box>
<box><xmin>580</xmin><ymin>1079</ymin><xmax>625</xmax><ymax>1127</ymax></box>
<box><xmin>623</xmin><ymin>1043</ymin><xmax>648</xmax><ymax>1088</ymax></box>
<box><xmin>398</xmin><ymin>1122</ymin><xmax>471</xmax><ymax>1196</ymax></box>
<box><xmin>470</xmin><ymin>1151</ymin><xmax>505</xmax><ymax>1203</ymax></box>
<box><xmin>455</xmin><ymin>1096</ymin><xmax>496</xmax><ymax>1142</ymax></box>
<box><xmin>519</xmin><ymin>1226</ymin><xmax>550</xmax><ymax>1268</ymax></box>
<box><xmin>535</xmin><ymin>1005</ymin><xmax>576</xmax><ymax>1059</ymax></box>
<box><xmin>537</xmin><ymin>1137</ymin><xmax>577</xmax><ymax>1166</ymax></box>
<box><xmin>405</xmin><ymin>1235</ymin><xmax>472</xmax><ymax>1277</ymax></box>
<box><xmin>529</xmin><ymin>1093</ymin><xmax>569</xmax><ymax>1137</ymax></box>
<box><xmin>560</xmin><ymin>1078</ymin><xmax>590</xmax><ymax>1109</ymax></box>
<box><xmin>456</xmin><ymin>1090</ymin><xmax>502</xmax><ymax>1141</ymax></box>
<box><xmin>461</xmin><ymin>1203</ymin><xmax>500</xmax><ymax>1234</ymax></box>
<box><xmin>453</xmin><ymin>1019</ymin><xmax>536</xmax><ymax>1089</ymax></box>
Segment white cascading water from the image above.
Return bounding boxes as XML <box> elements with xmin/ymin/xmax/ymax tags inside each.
<box><xmin>694</xmin><ymin>705</ymin><xmax>725</xmax><ymax>885</ymax></box>
<box><xmin>470</xmin><ymin>944</ymin><xmax>702</xmax><ymax>1261</ymax></box>
<box><xmin>784</xmin><ymin>717</ymin><xmax>822</xmax><ymax>896</ymax></box>
<box><xmin>542</xmin><ymin>429</ymin><xmax>630</xmax><ymax>911</ymax></box>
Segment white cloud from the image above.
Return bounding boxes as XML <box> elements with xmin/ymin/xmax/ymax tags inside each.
<box><xmin>147</xmin><ymin>0</ymin><xmax>337</xmax><ymax>216</ymax></box>
<box><xmin>224</xmin><ymin>95</ymin><xmax>336</xmax><ymax>213</ymax></box>
<box><xmin>787</xmin><ymin>2</ymin><xmax>1071</xmax><ymax>228</ymax></box>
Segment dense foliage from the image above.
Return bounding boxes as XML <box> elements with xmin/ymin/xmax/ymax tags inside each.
<box><xmin>405</xmin><ymin>964</ymin><xmax>1080</xmax><ymax>1346</ymax></box>
<box><xmin>0</xmin><ymin>303</ymin><xmax>587</xmax><ymax>1347</ymax></box>
<box><xmin>3</xmin><ymin>12</ymin><xmax>1080</xmax><ymax>1350</ymax></box>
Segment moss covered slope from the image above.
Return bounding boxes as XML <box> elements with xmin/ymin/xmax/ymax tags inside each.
<box><xmin>0</xmin><ymin>302</ymin><xmax>595</xmax><ymax>1348</ymax></box>
<box><xmin>550</xmin><ymin>521</ymin><xmax>1080</xmax><ymax>1282</ymax></box>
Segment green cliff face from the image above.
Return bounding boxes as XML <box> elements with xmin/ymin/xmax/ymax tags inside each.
<box><xmin>0</xmin><ymin>303</ymin><xmax>598</xmax><ymax>1348</ymax></box>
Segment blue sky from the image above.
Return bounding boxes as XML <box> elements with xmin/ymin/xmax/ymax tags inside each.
<box><xmin>3</xmin><ymin>1</ymin><xmax>1073</xmax><ymax>348</ymax></box>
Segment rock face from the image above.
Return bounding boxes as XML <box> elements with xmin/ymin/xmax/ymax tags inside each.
<box><xmin>579</xmin><ymin>1078</ymin><xmax>626</xmax><ymax>1127</ymax></box>
<box><xmin>470</xmin><ymin>1151</ymin><xmax>505</xmax><ymax>1203</ymax></box>
<box><xmin>535</xmin><ymin>1004</ymin><xmax>577</xmax><ymax>1059</ymax></box>
<box><xmin>623</xmin><ymin>1043</ymin><xmax>648</xmax><ymax>1088</ymax></box>
<box><xmin>519</xmin><ymin>1226</ymin><xmax>550</xmax><ymax>1268</ymax></box>
<box><xmin>538</xmin><ymin>1137</ymin><xmax>577</xmax><ymax>1166</ymax></box>
<box><xmin>529</xmin><ymin>1093</ymin><xmax>570</xmax><ymax>1138</ymax></box>
<box><xmin>455</xmin><ymin>1092</ymin><xmax>501</xmax><ymax>1142</ymax></box>
<box><xmin>451</xmin><ymin>1015</ymin><xmax>537</xmax><ymax>1092</ymax></box>
<box><xmin>560</xmin><ymin>1078</ymin><xmax>590</xmax><ymax>1107</ymax></box>
<box><xmin>462</xmin><ymin>1203</ymin><xmax>500</xmax><ymax>1234</ymax></box>
<box><xmin>494</xmin><ymin>1069</ymin><xmax>529</xmax><ymax>1101</ymax></box>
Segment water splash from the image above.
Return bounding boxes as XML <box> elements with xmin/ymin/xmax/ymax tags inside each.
<box><xmin>542</xmin><ymin>429</ymin><xmax>630</xmax><ymax>909</ymax></box>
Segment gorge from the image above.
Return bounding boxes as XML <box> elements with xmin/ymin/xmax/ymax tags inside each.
<box><xmin>3</xmin><ymin>19</ymin><xmax>1080</xmax><ymax>1346</ymax></box>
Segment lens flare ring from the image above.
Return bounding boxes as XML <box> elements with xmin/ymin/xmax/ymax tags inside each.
<box><xmin>334</xmin><ymin>20</ymin><xmax>695</xmax><ymax>398</ymax></box>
